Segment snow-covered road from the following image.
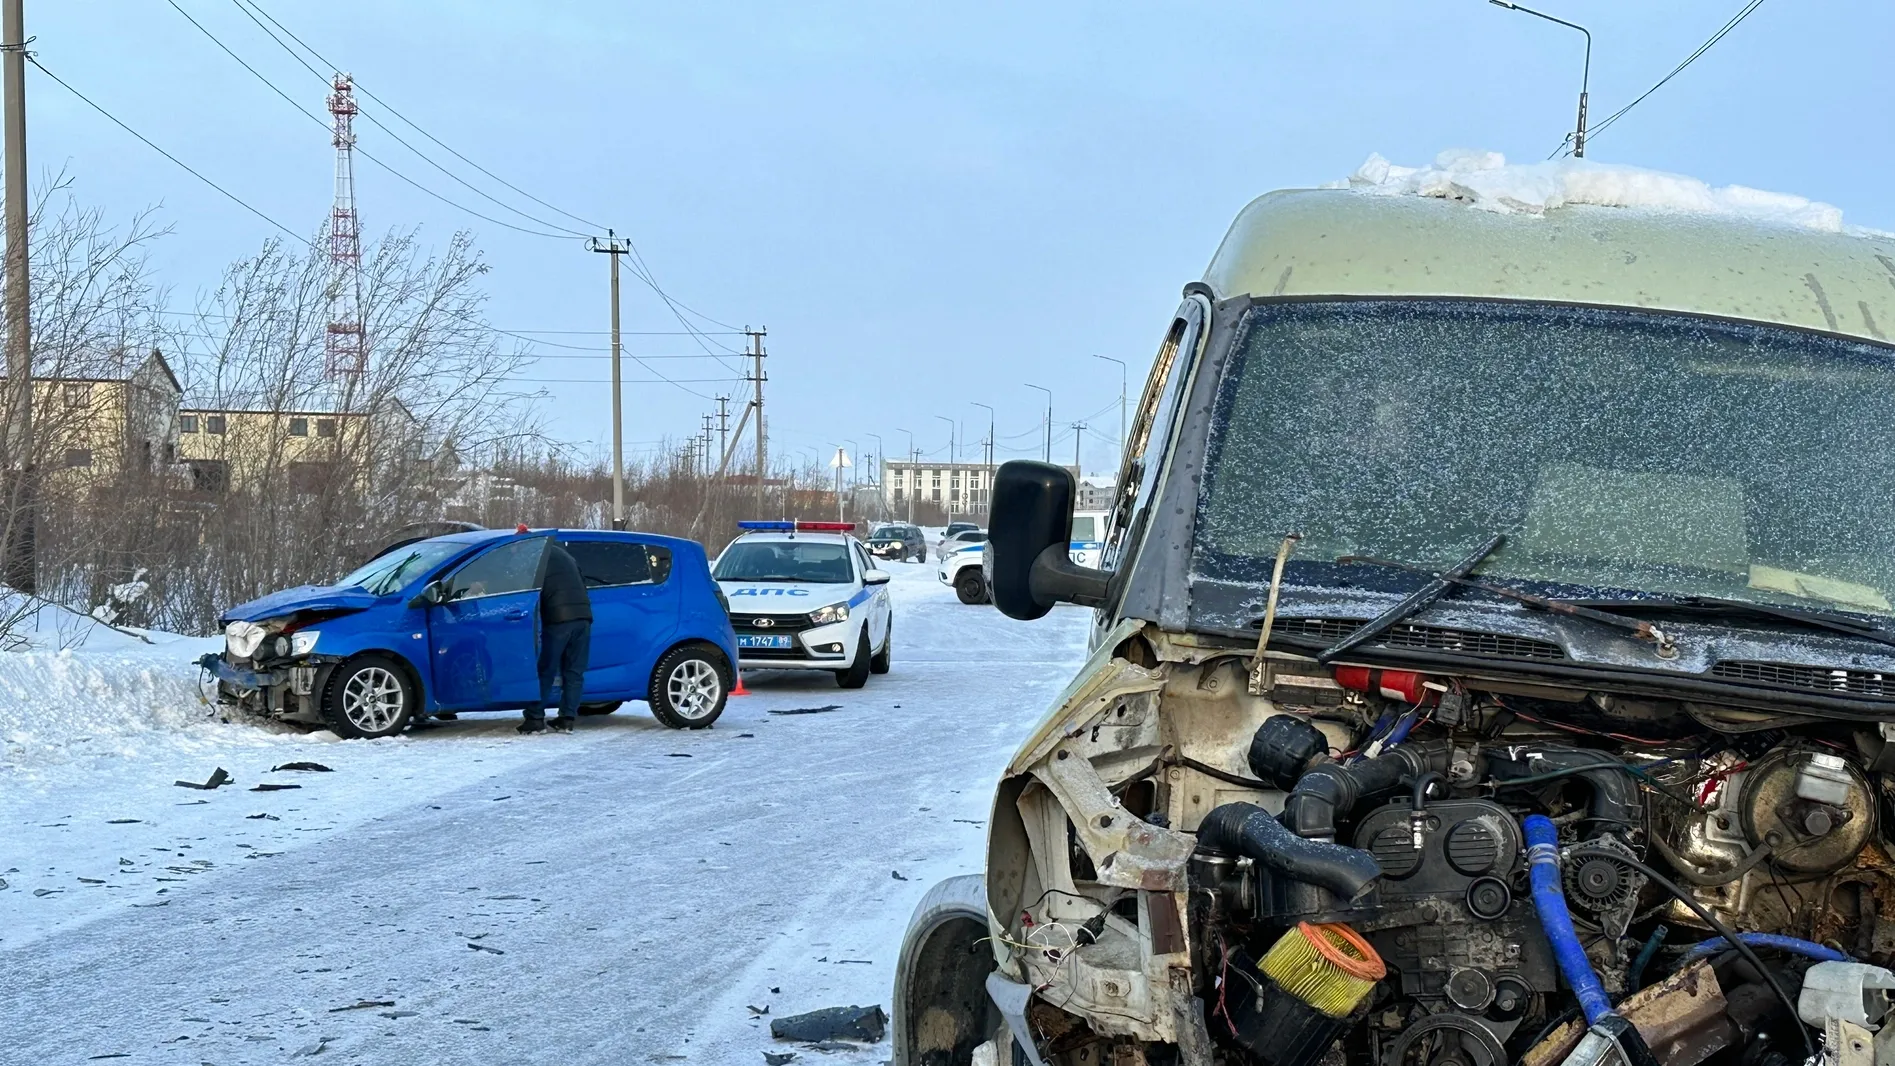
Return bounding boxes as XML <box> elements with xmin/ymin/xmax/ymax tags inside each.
<box><xmin>2</xmin><ymin>562</ymin><xmax>1091</xmax><ymax>1064</ymax></box>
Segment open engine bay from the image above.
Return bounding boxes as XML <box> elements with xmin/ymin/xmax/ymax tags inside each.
<box><xmin>986</xmin><ymin>633</ymin><xmax>1895</xmax><ymax>1066</ymax></box>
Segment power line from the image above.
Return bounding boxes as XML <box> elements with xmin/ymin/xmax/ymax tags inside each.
<box><xmin>27</xmin><ymin>56</ymin><xmax>308</xmax><ymax>244</ymax></box>
<box><xmin>232</xmin><ymin>0</ymin><xmax>607</xmax><ymax>234</ymax></box>
<box><xmin>1553</xmin><ymin>0</ymin><xmax>1768</xmax><ymax>157</ymax></box>
<box><xmin>166</xmin><ymin>0</ymin><xmax>577</xmax><ymax>241</ymax></box>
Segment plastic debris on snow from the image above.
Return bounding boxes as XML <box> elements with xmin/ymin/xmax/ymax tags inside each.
<box><xmin>769</xmin><ymin>1004</ymin><xmax>887</xmax><ymax>1044</ymax></box>
<box><xmin>1338</xmin><ymin>149</ymin><xmax>1850</xmax><ymax>232</ymax></box>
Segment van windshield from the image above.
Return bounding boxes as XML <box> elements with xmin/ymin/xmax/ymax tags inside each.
<box><xmin>715</xmin><ymin>541</ymin><xmax>854</xmax><ymax>584</ymax></box>
<box><xmin>1195</xmin><ymin>299</ymin><xmax>1895</xmax><ymax>616</ymax></box>
<box><xmin>339</xmin><ymin>540</ymin><xmax>469</xmax><ymax>596</ymax></box>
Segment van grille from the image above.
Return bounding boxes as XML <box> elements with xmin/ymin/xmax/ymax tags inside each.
<box><xmin>1712</xmin><ymin>660</ymin><xmax>1895</xmax><ymax>698</ymax></box>
<box><xmin>1270</xmin><ymin>617</ymin><xmax>1563</xmax><ymax>661</ymax></box>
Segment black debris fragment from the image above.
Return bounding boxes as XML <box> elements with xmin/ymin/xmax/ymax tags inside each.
<box><xmin>78</xmin><ymin>877</ymin><xmax>104</xmax><ymax>884</ymax></box>
<box><xmin>767</xmin><ymin>705</ymin><xmax>842</xmax><ymax>716</ymax></box>
<box><xmin>467</xmin><ymin>942</ymin><xmax>505</xmax><ymax>954</ymax></box>
<box><xmin>771</xmin><ymin>986</ymin><xmax>781</xmax><ymax>994</ymax></box>
<box><xmin>737</xmin><ymin>733</ymin><xmax>755</xmax><ymax>738</ymax></box>
<box><xmin>379</xmin><ymin>1010</ymin><xmax>417</xmax><ymax>1019</ymax></box>
<box><xmin>763</xmin><ymin>1053</ymin><xmax>797</xmax><ymax>1065</ymax></box>
<box><xmin>327</xmin><ymin>1000</ymin><xmax>396</xmax><ymax>1012</ymax></box>
<box><xmin>746</xmin><ymin>1004</ymin><xmax>770</xmax><ymax>1015</ymax></box>
<box><xmin>666</xmin><ymin>753</ymin><xmax>693</xmax><ymax>758</ymax></box>
<box><xmin>33</xmin><ymin>888</ymin><xmax>58</xmax><ymax>896</ymax></box>
<box><xmin>0</xmin><ymin>877</ymin><xmax>7</xmax><ymax>889</ymax></box>
<box><xmin>118</xmin><ymin>858</ymin><xmax>134</xmax><ymax>866</ymax></box>
<box><xmin>250</xmin><ymin>783</ymin><xmax>302</xmax><ymax>792</ymax></box>
<box><xmin>769</xmin><ymin>1004</ymin><xmax>887</xmax><ymax>1044</ymax></box>
<box><xmin>804</xmin><ymin>1041</ymin><xmax>858</xmax><ymax>1052</ymax></box>
<box><xmin>272</xmin><ymin>761</ymin><xmax>334</xmax><ymax>773</ymax></box>
<box><xmin>891</xmin><ymin>871</ymin><xmax>907</xmax><ymax>881</ymax></box>
<box><xmin>106</xmin><ymin>818</ymin><xmax>141</xmax><ymax>824</ymax></box>
<box><xmin>246</xmin><ymin>813</ymin><xmax>280</xmax><ymax>820</ymax></box>
<box><xmin>174</xmin><ymin>768</ymin><xmax>232</xmax><ymax>790</ymax></box>
<box><xmin>86</xmin><ymin>1055</ymin><xmax>131</xmax><ymax>1061</ymax></box>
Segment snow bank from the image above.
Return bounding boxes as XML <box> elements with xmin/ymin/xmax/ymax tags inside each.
<box><xmin>0</xmin><ymin>637</ymin><xmax>245</xmax><ymax>772</ymax></box>
<box><xmin>0</xmin><ymin>591</ymin><xmax>153</xmax><ymax>652</ymax></box>
<box><xmin>1341</xmin><ymin>149</ymin><xmax>1847</xmax><ymax>232</ymax></box>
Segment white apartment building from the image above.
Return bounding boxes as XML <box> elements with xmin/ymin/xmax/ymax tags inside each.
<box><xmin>882</xmin><ymin>460</ymin><xmax>1085</xmax><ymax>514</ymax></box>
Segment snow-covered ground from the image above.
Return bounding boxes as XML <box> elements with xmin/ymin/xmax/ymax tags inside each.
<box><xmin>1</xmin><ymin>560</ymin><xmax>1092</xmax><ymax>1064</ymax></box>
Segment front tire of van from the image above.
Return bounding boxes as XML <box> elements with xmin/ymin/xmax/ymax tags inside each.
<box><xmin>893</xmin><ymin>874</ymin><xmax>1009</xmax><ymax>1066</ymax></box>
<box><xmin>321</xmin><ymin>654</ymin><xmax>416</xmax><ymax>739</ymax></box>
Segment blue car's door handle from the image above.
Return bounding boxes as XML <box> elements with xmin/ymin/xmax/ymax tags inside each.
<box><xmin>502</xmin><ymin>608</ymin><xmax>528</xmax><ymax>620</ymax></box>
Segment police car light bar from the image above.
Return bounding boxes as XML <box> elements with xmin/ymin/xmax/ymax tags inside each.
<box><xmin>736</xmin><ymin>520</ymin><xmax>858</xmax><ymax>532</ymax></box>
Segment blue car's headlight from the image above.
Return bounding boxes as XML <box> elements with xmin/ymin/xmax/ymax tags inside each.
<box><xmin>290</xmin><ymin>631</ymin><xmax>320</xmax><ymax>656</ymax></box>
<box><xmin>809</xmin><ymin>602</ymin><xmax>849</xmax><ymax>626</ymax></box>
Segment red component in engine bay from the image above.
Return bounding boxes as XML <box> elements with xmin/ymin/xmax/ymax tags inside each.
<box><xmin>1331</xmin><ymin>665</ymin><xmax>1434</xmax><ymax>704</ymax></box>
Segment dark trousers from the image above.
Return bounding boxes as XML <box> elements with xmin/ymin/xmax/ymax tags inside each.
<box><xmin>526</xmin><ymin>619</ymin><xmax>591</xmax><ymax>721</ymax></box>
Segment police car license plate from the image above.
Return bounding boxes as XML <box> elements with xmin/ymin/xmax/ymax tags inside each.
<box><xmin>739</xmin><ymin>635</ymin><xmax>794</xmax><ymax>649</ymax></box>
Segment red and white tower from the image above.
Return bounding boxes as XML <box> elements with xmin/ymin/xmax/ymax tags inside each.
<box><xmin>324</xmin><ymin>73</ymin><xmax>365</xmax><ymax>376</ymax></box>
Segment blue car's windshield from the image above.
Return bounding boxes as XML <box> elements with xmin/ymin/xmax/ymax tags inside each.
<box><xmin>340</xmin><ymin>541</ymin><xmax>469</xmax><ymax>596</ymax></box>
<box><xmin>714</xmin><ymin>541</ymin><xmax>853</xmax><ymax>583</ymax></box>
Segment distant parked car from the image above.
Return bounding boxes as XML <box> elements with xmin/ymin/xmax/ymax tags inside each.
<box><xmin>202</xmin><ymin>528</ymin><xmax>739</xmax><ymax>737</ymax></box>
<box><xmin>868</xmin><ymin>522</ymin><xmax>927</xmax><ymax>562</ymax></box>
<box><xmin>943</xmin><ymin>521</ymin><xmax>979</xmax><ymax>539</ymax></box>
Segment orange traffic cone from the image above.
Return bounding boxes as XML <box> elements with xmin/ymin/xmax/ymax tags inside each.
<box><xmin>730</xmin><ymin>670</ymin><xmax>750</xmax><ymax>697</ymax></box>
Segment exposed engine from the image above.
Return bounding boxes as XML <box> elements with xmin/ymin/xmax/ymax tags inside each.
<box><xmin>996</xmin><ymin>653</ymin><xmax>1895</xmax><ymax>1066</ymax></box>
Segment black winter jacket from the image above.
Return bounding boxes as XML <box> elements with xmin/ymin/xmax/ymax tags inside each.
<box><xmin>540</xmin><ymin>542</ymin><xmax>593</xmax><ymax>624</ymax></box>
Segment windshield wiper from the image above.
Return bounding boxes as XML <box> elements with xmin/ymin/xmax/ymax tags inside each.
<box><xmin>1319</xmin><ymin>537</ymin><xmax>1680</xmax><ymax>661</ymax></box>
<box><xmin>1317</xmin><ymin>533</ymin><xmax>1507</xmax><ymax>663</ymax></box>
<box><xmin>1568</xmin><ymin>595</ymin><xmax>1895</xmax><ymax>651</ymax></box>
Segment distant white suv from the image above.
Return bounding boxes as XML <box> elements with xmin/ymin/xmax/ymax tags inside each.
<box><xmin>713</xmin><ymin>522</ymin><xmax>893</xmax><ymax>688</ymax></box>
<box><xmin>936</xmin><ymin>528</ymin><xmax>991</xmax><ymax>603</ymax></box>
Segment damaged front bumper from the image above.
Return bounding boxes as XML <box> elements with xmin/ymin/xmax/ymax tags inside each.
<box><xmin>197</xmin><ymin>652</ymin><xmax>330</xmax><ymax>723</ymax></box>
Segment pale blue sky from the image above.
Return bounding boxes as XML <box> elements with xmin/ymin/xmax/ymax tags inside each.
<box><xmin>27</xmin><ymin>1</ymin><xmax>1893</xmax><ymax>474</ymax></box>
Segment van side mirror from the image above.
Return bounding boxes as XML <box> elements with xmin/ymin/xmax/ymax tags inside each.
<box><xmin>989</xmin><ymin>460</ymin><xmax>1111</xmax><ymax>620</ymax></box>
<box><xmin>409</xmin><ymin>581</ymin><xmax>445</xmax><ymax>609</ymax></box>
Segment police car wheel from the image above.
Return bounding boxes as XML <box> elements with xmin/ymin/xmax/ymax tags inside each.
<box><xmin>648</xmin><ymin>644</ymin><xmax>729</xmax><ymax>729</ymax></box>
<box><xmin>954</xmin><ymin>569</ymin><xmax>987</xmax><ymax>605</ymax></box>
<box><xmin>836</xmin><ymin>631</ymin><xmax>872</xmax><ymax>689</ymax></box>
<box><xmin>870</xmin><ymin>624</ymin><xmax>892</xmax><ymax>675</ymax></box>
<box><xmin>321</xmin><ymin>654</ymin><xmax>415</xmax><ymax>739</ymax></box>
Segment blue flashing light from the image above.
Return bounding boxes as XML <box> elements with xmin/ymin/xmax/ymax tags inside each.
<box><xmin>738</xmin><ymin>520</ymin><xmax>796</xmax><ymax>531</ymax></box>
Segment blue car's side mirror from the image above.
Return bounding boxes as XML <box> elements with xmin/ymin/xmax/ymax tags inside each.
<box><xmin>409</xmin><ymin>581</ymin><xmax>445</xmax><ymax>609</ymax></box>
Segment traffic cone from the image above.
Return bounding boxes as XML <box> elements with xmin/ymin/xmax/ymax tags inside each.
<box><xmin>730</xmin><ymin>670</ymin><xmax>750</xmax><ymax>697</ymax></box>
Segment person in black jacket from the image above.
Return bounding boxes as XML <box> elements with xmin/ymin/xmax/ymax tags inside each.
<box><xmin>520</xmin><ymin>539</ymin><xmax>593</xmax><ymax>734</ymax></box>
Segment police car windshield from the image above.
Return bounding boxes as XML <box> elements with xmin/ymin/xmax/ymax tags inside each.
<box><xmin>714</xmin><ymin>541</ymin><xmax>853</xmax><ymax>583</ymax></box>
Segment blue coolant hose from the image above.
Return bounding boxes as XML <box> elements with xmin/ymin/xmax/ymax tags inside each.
<box><xmin>1681</xmin><ymin>933</ymin><xmax>1850</xmax><ymax>964</ymax></box>
<box><xmin>1523</xmin><ymin>814</ymin><xmax>1615</xmax><ymax>1026</ymax></box>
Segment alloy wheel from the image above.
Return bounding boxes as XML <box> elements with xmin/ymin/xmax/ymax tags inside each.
<box><xmin>341</xmin><ymin>666</ymin><xmax>406</xmax><ymax>732</ymax></box>
<box><xmin>666</xmin><ymin>658</ymin><xmax>723</xmax><ymax>721</ymax></box>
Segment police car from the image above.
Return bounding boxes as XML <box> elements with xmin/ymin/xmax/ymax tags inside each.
<box><xmin>712</xmin><ymin>521</ymin><xmax>893</xmax><ymax>688</ymax></box>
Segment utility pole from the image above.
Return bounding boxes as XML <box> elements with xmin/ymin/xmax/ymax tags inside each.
<box><xmin>588</xmin><ymin>230</ymin><xmax>630</xmax><ymax>528</ymax></box>
<box><xmin>715</xmin><ymin>394</ymin><xmax>731</xmax><ymax>471</ymax></box>
<box><xmin>898</xmin><ymin>428</ymin><xmax>916</xmax><ymax>525</ymax></box>
<box><xmin>745</xmin><ymin>327</ymin><xmax>767</xmax><ymax>514</ymax></box>
<box><xmin>2</xmin><ymin>0</ymin><xmax>32</xmax><ymax>592</ymax></box>
<box><xmin>1026</xmin><ymin>383</ymin><xmax>1052</xmax><ymax>463</ymax></box>
<box><xmin>700</xmin><ymin>413</ymin><xmax>715</xmax><ymax>479</ymax></box>
<box><xmin>1071</xmin><ymin>421</ymin><xmax>1087</xmax><ymax>473</ymax></box>
<box><xmin>1490</xmin><ymin>1</ymin><xmax>1590</xmax><ymax>157</ymax></box>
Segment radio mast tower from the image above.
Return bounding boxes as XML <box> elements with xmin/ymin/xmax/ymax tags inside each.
<box><xmin>324</xmin><ymin>73</ymin><xmax>365</xmax><ymax>376</ymax></box>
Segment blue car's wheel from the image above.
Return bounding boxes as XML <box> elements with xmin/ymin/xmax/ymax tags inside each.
<box><xmin>648</xmin><ymin>644</ymin><xmax>729</xmax><ymax>730</ymax></box>
<box><xmin>321</xmin><ymin>654</ymin><xmax>415</xmax><ymax>739</ymax></box>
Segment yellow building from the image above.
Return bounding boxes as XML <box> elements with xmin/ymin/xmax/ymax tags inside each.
<box><xmin>176</xmin><ymin>401</ymin><xmax>417</xmax><ymax>494</ymax></box>
<box><xmin>5</xmin><ymin>349</ymin><xmax>184</xmax><ymax>486</ymax></box>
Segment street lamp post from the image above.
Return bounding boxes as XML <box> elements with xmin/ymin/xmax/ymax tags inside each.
<box><xmin>934</xmin><ymin>414</ymin><xmax>957</xmax><ymax>516</ymax></box>
<box><xmin>1025</xmin><ymin>383</ymin><xmax>1052</xmax><ymax>463</ymax></box>
<box><xmin>898</xmin><ymin>427</ymin><xmax>916</xmax><ymax>524</ymax></box>
<box><xmin>1091</xmin><ymin>354</ymin><xmax>1127</xmax><ymax>468</ymax></box>
<box><xmin>867</xmin><ymin>432</ymin><xmax>886</xmax><ymax>518</ymax></box>
<box><xmin>1490</xmin><ymin>1</ymin><xmax>1590</xmax><ymax>158</ymax></box>
<box><xmin>970</xmin><ymin>401</ymin><xmax>994</xmax><ymax>517</ymax></box>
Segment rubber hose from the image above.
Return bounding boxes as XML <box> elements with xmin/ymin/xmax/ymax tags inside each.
<box><xmin>1680</xmin><ymin>933</ymin><xmax>1850</xmax><ymax>965</ymax></box>
<box><xmin>1198</xmin><ymin>802</ymin><xmax>1383</xmax><ymax>901</ymax></box>
<box><xmin>1523</xmin><ymin>814</ymin><xmax>1615</xmax><ymax>1026</ymax></box>
<box><xmin>1648</xmin><ymin>832</ymin><xmax>1775</xmax><ymax>887</ymax></box>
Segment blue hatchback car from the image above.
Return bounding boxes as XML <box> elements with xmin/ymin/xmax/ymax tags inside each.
<box><xmin>202</xmin><ymin>528</ymin><xmax>739</xmax><ymax>737</ymax></box>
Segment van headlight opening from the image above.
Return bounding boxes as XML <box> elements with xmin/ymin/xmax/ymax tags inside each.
<box><xmin>809</xmin><ymin>602</ymin><xmax>849</xmax><ymax>626</ymax></box>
